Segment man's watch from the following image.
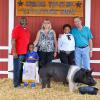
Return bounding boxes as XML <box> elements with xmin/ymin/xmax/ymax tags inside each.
<box><xmin>90</xmin><ymin>50</ymin><xmax>93</xmax><ymax>52</ymax></box>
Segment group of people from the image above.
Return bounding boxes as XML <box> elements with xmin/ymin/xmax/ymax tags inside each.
<box><xmin>11</xmin><ymin>16</ymin><xmax>93</xmax><ymax>88</ymax></box>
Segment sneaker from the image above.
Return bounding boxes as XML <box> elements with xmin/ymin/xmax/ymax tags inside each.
<box><xmin>31</xmin><ymin>83</ymin><xmax>36</xmax><ymax>88</ymax></box>
<box><xmin>17</xmin><ymin>85</ymin><xmax>22</xmax><ymax>88</ymax></box>
<box><xmin>14</xmin><ymin>85</ymin><xmax>22</xmax><ymax>88</ymax></box>
<box><xmin>24</xmin><ymin>82</ymin><xmax>28</xmax><ymax>87</ymax></box>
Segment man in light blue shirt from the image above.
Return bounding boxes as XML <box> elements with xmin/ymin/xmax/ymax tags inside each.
<box><xmin>72</xmin><ymin>17</ymin><xmax>93</xmax><ymax>70</ymax></box>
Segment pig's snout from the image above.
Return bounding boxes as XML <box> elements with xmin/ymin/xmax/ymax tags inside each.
<box><xmin>89</xmin><ymin>80</ymin><xmax>96</xmax><ymax>86</ymax></box>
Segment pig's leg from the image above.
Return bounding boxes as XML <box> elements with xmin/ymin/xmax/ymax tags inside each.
<box><xmin>69</xmin><ymin>81</ymin><xmax>75</xmax><ymax>92</ymax></box>
<box><xmin>41</xmin><ymin>78</ymin><xmax>48</xmax><ymax>89</ymax></box>
<box><xmin>47</xmin><ymin>78</ymin><xmax>51</xmax><ymax>88</ymax></box>
<box><xmin>74</xmin><ymin>83</ymin><xmax>78</xmax><ymax>90</ymax></box>
<box><xmin>42</xmin><ymin>80</ymin><xmax>46</xmax><ymax>89</ymax></box>
<box><xmin>68</xmin><ymin>77</ymin><xmax>76</xmax><ymax>92</ymax></box>
<box><xmin>63</xmin><ymin>80</ymin><xmax>68</xmax><ymax>86</ymax></box>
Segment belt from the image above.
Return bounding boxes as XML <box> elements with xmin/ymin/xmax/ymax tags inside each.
<box><xmin>60</xmin><ymin>50</ymin><xmax>74</xmax><ymax>54</ymax></box>
<box><xmin>77</xmin><ymin>45</ymin><xmax>88</xmax><ymax>48</ymax></box>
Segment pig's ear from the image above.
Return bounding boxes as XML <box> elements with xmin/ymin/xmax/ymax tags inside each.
<box><xmin>85</xmin><ymin>70</ymin><xmax>92</xmax><ymax>76</ymax></box>
<box><xmin>89</xmin><ymin>69</ymin><xmax>94</xmax><ymax>75</ymax></box>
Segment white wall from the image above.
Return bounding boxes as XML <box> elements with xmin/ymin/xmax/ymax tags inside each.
<box><xmin>85</xmin><ymin>0</ymin><xmax>91</xmax><ymax>28</ymax></box>
<box><xmin>8</xmin><ymin>0</ymin><xmax>14</xmax><ymax>79</ymax></box>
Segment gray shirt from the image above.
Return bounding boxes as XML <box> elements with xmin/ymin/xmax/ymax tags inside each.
<box><xmin>37</xmin><ymin>29</ymin><xmax>55</xmax><ymax>52</ymax></box>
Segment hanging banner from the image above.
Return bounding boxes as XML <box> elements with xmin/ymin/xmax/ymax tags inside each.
<box><xmin>16</xmin><ymin>0</ymin><xmax>83</xmax><ymax>17</ymax></box>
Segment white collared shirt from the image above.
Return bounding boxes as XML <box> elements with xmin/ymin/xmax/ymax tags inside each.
<box><xmin>58</xmin><ymin>33</ymin><xmax>75</xmax><ymax>51</ymax></box>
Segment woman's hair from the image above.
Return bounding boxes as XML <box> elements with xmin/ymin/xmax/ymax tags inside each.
<box><xmin>41</xmin><ymin>19</ymin><xmax>52</xmax><ymax>30</ymax></box>
<box><xmin>63</xmin><ymin>24</ymin><xmax>72</xmax><ymax>30</ymax></box>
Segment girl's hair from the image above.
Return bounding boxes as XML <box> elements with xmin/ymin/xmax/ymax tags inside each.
<box><xmin>27</xmin><ymin>43</ymin><xmax>34</xmax><ymax>51</ymax></box>
<box><xmin>63</xmin><ymin>24</ymin><xmax>72</xmax><ymax>30</ymax></box>
<box><xmin>41</xmin><ymin>19</ymin><xmax>52</xmax><ymax>30</ymax></box>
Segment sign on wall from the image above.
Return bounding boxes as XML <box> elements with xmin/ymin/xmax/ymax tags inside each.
<box><xmin>16</xmin><ymin>0</ymin><xmax>83</xmax><ymax>17</ymax></box>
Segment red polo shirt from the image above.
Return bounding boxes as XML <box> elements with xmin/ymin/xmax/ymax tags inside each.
<box><xmin>12</xmin><ymin>25</ymin><xmax>30</xmax><ymax>54</ymax></box>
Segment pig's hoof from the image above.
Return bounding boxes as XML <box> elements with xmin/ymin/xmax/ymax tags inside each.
<box><xmin>42</xmin><ymin>88</ymin><xmax>45</xmax><ymax>89</ymax></box>
<box><xmin>47</xmin><ymin>86</ymin><xmax>51</xmax><ymax>88</ymax></box>
<box><xmin>42</xmin><ymin>86</ymin><xmax>46</xmax><ymax>89</ymax></box>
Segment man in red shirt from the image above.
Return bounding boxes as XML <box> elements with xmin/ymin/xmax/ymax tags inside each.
<box><xmin>11</xmin><ymin>17</ymin><xmax>30</xmax><ymax>88</ymax></box>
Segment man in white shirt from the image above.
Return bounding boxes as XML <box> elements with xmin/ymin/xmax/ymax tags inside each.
<box><xmin>58</xmin><ymin>24</ymin><xmax>75</xmax><ymax>65</ymax></box>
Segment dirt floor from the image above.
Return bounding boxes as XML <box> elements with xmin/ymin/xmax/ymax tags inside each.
<box><xmin>0</xmin><ymin>79</ymin><xmax>100</xmax><ymax>100</ymax></box>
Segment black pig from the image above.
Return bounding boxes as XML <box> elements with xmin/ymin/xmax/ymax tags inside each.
<box><xmin>39</xmin><ymin>63</ymin><xmax>96</xmax><ymax>92</ymax></box>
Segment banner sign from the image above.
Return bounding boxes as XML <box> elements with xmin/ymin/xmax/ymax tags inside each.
<box><xmin>16</xmin><ymin>0</ymin><xmax>83</xmax><ymax>17</ymax></box>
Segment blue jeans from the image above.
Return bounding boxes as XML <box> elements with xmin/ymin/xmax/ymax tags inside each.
<box><xmin>13</xmin><ymin>54</ymin><xmax>25</xmax><ymax>87</ymax></box>
<box><xmin>75</xmin><ymin>46</ymin><xmax>90</xmax><ymax>70</ymax></box>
